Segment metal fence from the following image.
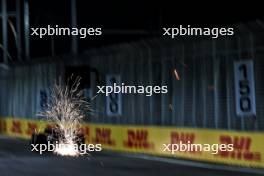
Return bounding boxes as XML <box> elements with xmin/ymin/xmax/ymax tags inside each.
<box><xmin>1</xmin><ymin>30</ymin><xmax>264</xmax><ymax>131</ymax></box>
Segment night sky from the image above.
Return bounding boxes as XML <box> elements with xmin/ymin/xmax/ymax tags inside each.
<box><xmin>4</xmin><ymin>1</ymin><xmax>264</xmax><ymax>58</ymax></box>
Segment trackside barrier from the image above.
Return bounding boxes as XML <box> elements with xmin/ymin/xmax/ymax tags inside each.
<box><xmin>0</xmin><ymin>117</ymin><xmax>263</xmax><ymax>168</ymax></box>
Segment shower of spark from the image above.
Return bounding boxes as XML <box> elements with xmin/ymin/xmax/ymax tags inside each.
<box><xmin>54</xmin><ymin>141</ymin><xmax>80</xmax><ymax>156</ymax></box>
<box><xmin>39</xmin><ymin>76</ymin><xmax>92</xmax><ymax>156</ymax></box>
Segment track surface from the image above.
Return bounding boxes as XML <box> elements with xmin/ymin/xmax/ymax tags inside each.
<box><xmin>0</xmin><ymin>136</ymin><xmax>262</xmax><ymax>176</ymax></box>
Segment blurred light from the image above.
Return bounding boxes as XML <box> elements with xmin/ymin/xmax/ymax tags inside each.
<box><xmin>173</xmin><ymin>69</ymin><xmax>180</xmax><ymax>80</ymax></box>
<box><xmin>54</xmin><ymin>141</ymin><xmax>80</xmax><ymax>157</ymax></box>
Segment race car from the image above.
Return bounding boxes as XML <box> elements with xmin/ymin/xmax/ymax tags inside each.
<box><xmin>30</xmin><ymin>126</ymin><xmax>85</xmax><ymax>152</ymax></box>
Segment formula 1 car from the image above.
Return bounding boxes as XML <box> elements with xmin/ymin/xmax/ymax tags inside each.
<box><xmin>30</xmin><ymin>126</ymin><xmax>85</xmax><ymax>152</ymax></box>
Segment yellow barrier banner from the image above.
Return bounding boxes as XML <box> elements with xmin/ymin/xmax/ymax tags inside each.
<box><xmin>0</xmin><ymin>117</ymin><xmax>263</xmax><ymax>168</ymax></box>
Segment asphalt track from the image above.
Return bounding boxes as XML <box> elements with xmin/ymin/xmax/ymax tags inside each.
<box><xmin>0</xmin><ymin>136</ymin><xmax>263</xmax><ymax>176</ymax></box>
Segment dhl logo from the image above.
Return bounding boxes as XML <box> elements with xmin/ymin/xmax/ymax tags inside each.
<box><xmin>123</xmin><ymin>129</ymin><xmax>154</xmax><ymax>149</ymax></box>
<box><xmin>80</xmin><ymin>126</ymin><xmax>90</xmax><ymax>143</ymax></box>
<box><xmin>11</xmin><ymin>120</ymin><xmax>22</xmax><ymax>134</ymax></box>
<box><xmin>93</xmin><ymin>128</ymin><xmax>115</xmax><ymax>146</ymax></box>
<box><xmin>219</xmin><ymin>135</ymin><xmax>261</xmax><ymax>162</ymax></box>
<box><xmin>0</xmin><ymin>120</ymin><xmax>7</xmax><ymax>133</ymax></box>
<box><xmin>25</xmin><ymin>122</ymin><xmax>38</xmax><ymax>136</ymax></box>
<box><xmin>171</xmin><ymin>132</ymin><xmax>195</xmax><ymax>144</ymax></box>
<box><xmin>170</xmin><ymin>131</ymin><xmax>200</xmax><ymax>154</ymax></box>
<box><xmin>45</xmin><ymin>124</ymin><xmax>55</xmax><ymax>130</ymax></box>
